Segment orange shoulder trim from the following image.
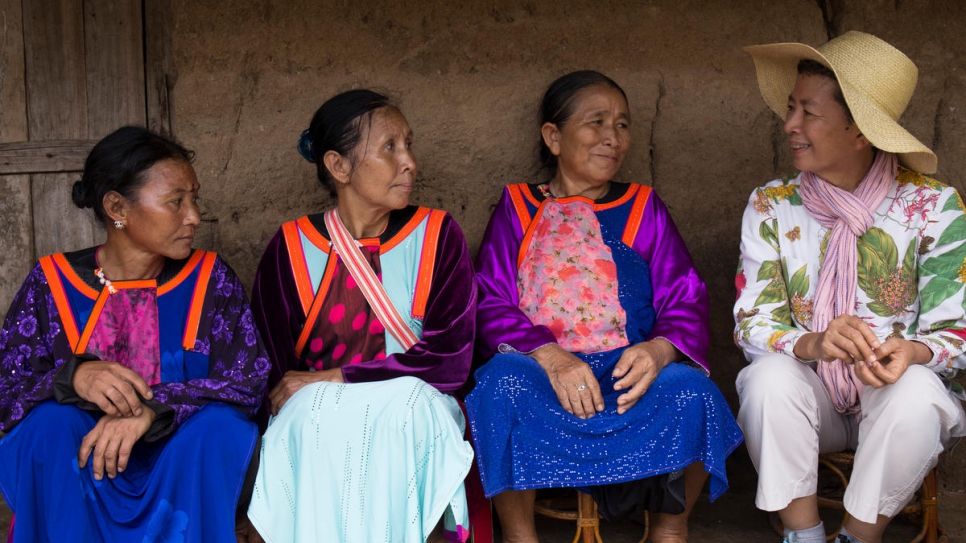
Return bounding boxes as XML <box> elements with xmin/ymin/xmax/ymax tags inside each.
<box><xmin>383</xmin><ymin>207</ymin><xmax>432</xmax><ymax>253</ymax></box>
<box><xmin>284</xmin><ymin>220</ymin><xmax>316</xmax><ymax>316</ymax></box>
<box><xmin>181</xmin><ymin>251</ymin><xmax>218</xmax><ymax>350</ymax></box>
<box><xmin>506</xmin><ymin>184</ymin><xmax>533</xmax><ymax>235</ymax></box>
<box><xmin>412</xmin><ymin>209</ymin><xmax>446</xmax><ymax>319</ymax></box>
<box><xmin>517</xmin><ymin>200</ymin><xmax>548</xmax><ymax>270</ymax></box>
<box><xmin>596</xmin><ymin>183</ymin><xmax>639</xmax><ymax>211</ymax></box>
<box><xmin>295</xmin><ymin>216</ymin><xmax>331</xmax><ymax>253</ymax></box>
<box><xmin>157</xmin><ymin>250</ymin><xmax>204</xmax><ymax>295</ymax></box>
<box><xmin>294</xmin><ymin>253</ymin><xmax>339</xmax><ymax>359</ymax></box>
<box><xmin>39</xmin><ymin>255</ymin><xmax>81</xmax><ymax>349</ymax></box>
<box><xmin>621</xmin><ymin>185</ymin><xmax>653</xmax><ymax>247</ymax></box>
<box><xmin>51</xmin><ymin>253</ymin><xmax>99</xmax><ymax>299</ymax></box>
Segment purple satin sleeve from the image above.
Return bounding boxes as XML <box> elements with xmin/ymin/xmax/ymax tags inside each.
<box><xmin>475</xmin><ymin>188</ymin><xmax>558</xmax><ymax>359</ymax></box>
<box><xmin>341</xmin><ymin>214</ymin><xmax>476</xmax><ymax>394</ymax></box>
<box><xmin>150</xmin><ymin>257</ymin><xmax>271</xmax><ymax>436</ymax></box>
<box><xmin>0</xmin><ymin>265</ymin><xmax>76</xmax><ymax>431</ymax></box>
<box><xmin>632</xmin><ymin>192</ymin><xmax>710</xmax><ymax>372</ymax></box>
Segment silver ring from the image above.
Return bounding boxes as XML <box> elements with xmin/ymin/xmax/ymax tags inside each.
<box><xmin>576</xmin><ymin>384</ymin><xmax>587</xmax><ymax>391</ymax></box>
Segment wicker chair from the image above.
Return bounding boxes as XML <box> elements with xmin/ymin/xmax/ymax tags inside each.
<box><xmin>533</xmin><ymin>490</ymin><xmax>649</xmax><ymax>543</ymax></box>
<box><xmin>771</xmin><ymin>451</ymin><xmax>944</xmax><ymax>543</ymax></box>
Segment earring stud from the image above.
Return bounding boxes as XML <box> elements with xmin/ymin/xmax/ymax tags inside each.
<box><xmin>114</xmin><ymin>220</ymin><xmax>125</xmax><ymax>230</ymax></box>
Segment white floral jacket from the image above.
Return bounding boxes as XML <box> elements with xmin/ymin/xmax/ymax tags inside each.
<box><xmin>734</xmin><ymin>169</ymin><xmax>966</xmax><ymax>399</ymax></box>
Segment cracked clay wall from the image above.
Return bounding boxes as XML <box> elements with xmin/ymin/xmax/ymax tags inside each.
<box><xmin>169</xmin><ymin>0</ymin><xmax>966</xmax><ymax>491</ymax></box>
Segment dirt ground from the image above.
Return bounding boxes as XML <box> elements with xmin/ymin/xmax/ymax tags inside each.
<box><xmin>0</xmin><ymin>489</ymin><xmax>962</xmax><ymax>542</ymax></box>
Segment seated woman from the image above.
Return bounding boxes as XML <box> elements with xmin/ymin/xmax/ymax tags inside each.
<box><xmin>0</xmin><ymin>126</ymin><xmax>269</xmax><ymax>542</ymax></box>
<box><xmin>466</xmin><ymin>70</ymin><xmax>743</xmax><ymax>543</ymax></box>
<box><xmin>244</xmin><ymin>90</ymin><xmax>477</xmax><ymax>543</ymax></box>
<box><xmin>735</xmin><ymin>31</ymin><xmax>966</xmax><ymax>543</ymax></box>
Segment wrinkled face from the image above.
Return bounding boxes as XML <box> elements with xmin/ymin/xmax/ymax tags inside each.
<box><xmin>784</xmin><ymin>73</ymin><xmax>865</xmax><ymax>183</ymax></box>
<box><xmin>340</xmin><ymin>107</ymin><xmax>416</xmax><ymax>215</ymax></box>
<box><xmin>547</xmin><ymin>85</ymin><xmax>631</xmax><ymax>187</ymax></box>
<box><xmin>121</xmin><ymin>159</ymin><xmax>201</xmax><ymax>261</ymax></box>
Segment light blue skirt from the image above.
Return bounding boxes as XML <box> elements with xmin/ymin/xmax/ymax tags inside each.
<box><xmin>248</xmin><ymin>376</ymin><xmax>474</xmax><ymax>543</ymax></box>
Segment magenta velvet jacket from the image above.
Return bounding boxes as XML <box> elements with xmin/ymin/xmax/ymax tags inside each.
<box><xmin>474</xmin><ymin>182</ymin><xmax>711</xmax><ymax>373</ymax></box>
<box><xmin>251</xmin><ymin>207</ymin><xmax>477</xmax><ymax>401</ymax></box>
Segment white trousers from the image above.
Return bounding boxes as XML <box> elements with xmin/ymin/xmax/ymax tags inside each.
<box><xmin>736</xmin><ymin>354</ymin><xmax>966</xmax><ymax>524</ymax></box>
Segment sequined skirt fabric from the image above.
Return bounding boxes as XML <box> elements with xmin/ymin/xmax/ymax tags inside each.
<box><xmin>466</xmin><ymin>351</ymin><xmax>743</xmax><ymax>500</ymax></box>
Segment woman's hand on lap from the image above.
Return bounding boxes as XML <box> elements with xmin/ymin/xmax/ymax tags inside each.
<box><xmin>795</xmin><ymin>315</ymin><xmax>881</xmax><ymax>365</ymax></box>
<box><xmin>269</xmin><ymin>369</ymin><xmax>344</xmax><ymax>415</ymax></box>
<box><xmin>612</xmin><ymin>339</ymin><xmax>677</xmax><ymax>415</ymax></box>
<box><xmin>72</xmin><ymin>360</ymin><xmax>154</xmax><ymax>418</ymax></box>
<box><xmin>856</xmin><ymin>337</ymin><xmax>931</xmax><ymax>388</ymax></box>
<box><xmin>532</xmin><ymin>344</ymin><xmax>603</xmax><ymax>419</ymax></box>
<box><xmin>77</xmin><ymin>407</ymin><xmax>155</xmax><ymax>480</ymax></box>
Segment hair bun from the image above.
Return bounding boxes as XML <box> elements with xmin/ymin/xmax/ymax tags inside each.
<box><xmin>71</xmin><ymin>180</ymin><xmax>90</xmax><ymax>209</ymax></box>
<box><xmin>297</xmin><ymin>129</ymin><xmax>316</xmax><ymax>163</ymax></box>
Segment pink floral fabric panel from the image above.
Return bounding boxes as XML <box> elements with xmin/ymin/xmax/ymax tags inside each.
<box><xmin>517</xmin><ymin>198</ymin><xmax>629</xmax><ymax>354</ymax></box>
<box><xmin>85</xmin><ymin>288</ymin><xmax>162</xmax><ymax>385</ymax></box>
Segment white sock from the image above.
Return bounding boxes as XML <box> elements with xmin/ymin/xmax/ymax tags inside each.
<box><xmin>783</xmin><ymin>522</ymin><xmax>825</xmax><ymax>543</ymax></box>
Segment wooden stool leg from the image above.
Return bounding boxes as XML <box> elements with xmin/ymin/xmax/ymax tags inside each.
<box><xmin>920</xmin><ymin>468</ymin><xmax>939</xmax><ymax>543</ymax></box>
<box><xmin>575</xmin><ymin>492</ymin><xmax>602</xmax><ymax>543</ymax></box>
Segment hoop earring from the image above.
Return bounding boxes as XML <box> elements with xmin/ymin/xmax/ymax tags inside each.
<box><xmin>114</xmin><ymin>220</ymin><xmax>125</xmax><ymax>230</ymax></box>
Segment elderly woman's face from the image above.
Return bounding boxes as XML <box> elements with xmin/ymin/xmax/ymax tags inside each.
<box><xmin>784</xmin><ymin>73</ymin><xmax>865</xmax><ymax>183</ymax></box>
<box><xmin>339</xmin><ymin>107</ymin><xmax>416</xmax><ymax>216</ymax></box>
<box><xmin>548</xmin><ymin>85</ymin><xmax>631</xmax><ymax>187</ymax></box>
<box><xmin>121</xmin><ymin>159</ymin><xmax>200</xmax><ymax>261</ymax></box>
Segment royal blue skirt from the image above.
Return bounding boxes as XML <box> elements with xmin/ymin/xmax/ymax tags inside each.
<box><xmin>0</xmin><ymin>401</ymin><xmax>257</xmax><ymax>543</ymax></box>
<box><xmin>466</xmin><ymin>350</ymin><xmax>743</xmax><ymax>500</ymax></box>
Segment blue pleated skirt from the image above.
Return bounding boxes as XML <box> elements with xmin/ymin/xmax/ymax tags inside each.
<box><xmin>0</xmin><ymin>401</ymin><xmax>257</xmax><ymax>543</ymax></box>
<box><xmin>466</xmin><ymin>350</ymin><xmax>743</xmax><ymax>500</ymax></box>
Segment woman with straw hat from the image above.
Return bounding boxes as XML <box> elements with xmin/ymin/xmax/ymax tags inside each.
<box><xmin>734</xmin><ymin>31</ymin><xmax>966</xmax><ymax>543</ymax></box>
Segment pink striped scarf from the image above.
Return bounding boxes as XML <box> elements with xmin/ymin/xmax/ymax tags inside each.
<box><xmin>799</xmin><ymin>151</ymin><xmax>897</xmax><ymax>415</ymax></box>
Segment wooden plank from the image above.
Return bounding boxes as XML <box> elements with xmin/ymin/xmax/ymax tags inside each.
<box><xmin>0</xmin><ymin>0</ymin><xmax>28</xmax><ymax>142</ymax></box>
<box><xmin>0</xmin><ymin>0</ymin><xmax>33</xmax><ymax>317</ymax></box>
<box><xmin>22</xmin><ymin>0</ymin><xmax>88</xmax><ymax>140</ymax></box>
<box><xmin>0</xmin><ymin>140</ymin><xmax>97</xmax><ymax>174</ymax></box>
<box><xmin>31</xmin><ymin>173</ymin><xmax>104</xmax><ymax>258</ymax></box>
<box><xmin>85</xmin><ymin>0</ymin><xmax>146</xmax><ymax>137</ymax></box>
<box><xmin>144</xmin><ymin>0</ymin><xmax>175</xmax><ymax>136</ymax></box>
<box><xmin>0</xmin><ymin>176</ymin><xmax>34</xmax><ymax>316</ymax></box>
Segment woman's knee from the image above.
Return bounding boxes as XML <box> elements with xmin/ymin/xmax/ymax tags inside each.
<box><xmin>736</xmin><ymin>353</ymin><xmax>815</xmax><ymax>403</ymax></box>
<box><xmin>865</xmin><ymin>365</ymin><xmax>950</xmax><ymax>427</ymax></box>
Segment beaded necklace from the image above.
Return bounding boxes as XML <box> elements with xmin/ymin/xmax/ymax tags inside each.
<box><xmin>94</xmin><ymin>267</ymin><xmax>117</xmax><ymax>295</ymax></box>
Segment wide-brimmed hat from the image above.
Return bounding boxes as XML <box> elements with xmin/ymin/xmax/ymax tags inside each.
<box><xmin>744</xmin><ymin>31</ymin><xmax>937</xmax><ymax>174</ymax></box>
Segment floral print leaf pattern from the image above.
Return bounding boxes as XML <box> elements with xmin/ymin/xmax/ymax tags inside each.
<box><xmin>857</xmin><ymin>233</ymin><xmax>917</xmax><ymax>317</ymax></box>
<box><xmin>920</xmin><ymin>241</ymin><xmax>966</xmax><ymax>279</ymax></box>
<box><xmin>937</xmin><ymin>214</ymin><xmax>966</xmax><ymax>248</ymax></box>
<box><xmin>759</xmin><ymin>219</ymin><xmax>780</xmax><ymax>252</ymax></box>
<box><xmin>857</xmin><ymin>227</ymin><xmax>898</xmax><ymax>283</ymax></box>
<box><xmin>920</xmin><ymin>276</ymin><xmax>965</xmax><ymax>315</ymax></box>
<box><xmin>942</xmin><ymin>189</ymin><xmax>966</xmax><ymax>213</ymax></box>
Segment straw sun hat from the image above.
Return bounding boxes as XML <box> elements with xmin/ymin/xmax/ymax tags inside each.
<box><xmin>744</xmin><ymin>30</ymin><xmax>937</xmax><ymax>174</ymax></box>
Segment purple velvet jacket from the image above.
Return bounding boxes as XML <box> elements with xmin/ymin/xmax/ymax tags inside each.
<box><xmin>475</xmin><ymin>183</ymin><xmax>711</xmax><ymax>373</ymax></box>
<box><xmin>251</xmin><ymin>208</ymin><xmax>477</xmax><ymax>400</ymax></box>
<box><xmin>0</xmin><ymin>253</ymin><xmax>270</xmax><ymax>438</ymax></box>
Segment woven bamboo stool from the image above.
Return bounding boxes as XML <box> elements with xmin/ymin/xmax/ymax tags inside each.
<box><xmin>771</xmin><ymin>451</ymin><xmax>944</xmax><ymax>543</ymax></box>
<box><xmin>533</xmin><ymin>490</ymin><xmax>649</xmax><ymax>543</ymax></box>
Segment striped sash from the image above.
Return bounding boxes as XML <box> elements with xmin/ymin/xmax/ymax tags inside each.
<box><xmin>324</xmin><ymin>209</ymin><xmax>418</xmax><ymax>350</ymax></box>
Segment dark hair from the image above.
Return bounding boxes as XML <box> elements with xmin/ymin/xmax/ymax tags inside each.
<box><xmin>72</xmin><ymin>126</ymin><xmax>194</xmax><ymax>224</ymax></box>
<box><xmin>298</xmin><ymin>89</ymin><xmax>395</xmax><ymax>196</ymax></box>
<box><xmin>797</xmin><ymin>59</ymin><xmax>854</xmax><ymax>124</ymax></box>
<box><xmin>538</xmin><ymin>70</ymin><xmax>628</xmax><ymax>177</ymax></box>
